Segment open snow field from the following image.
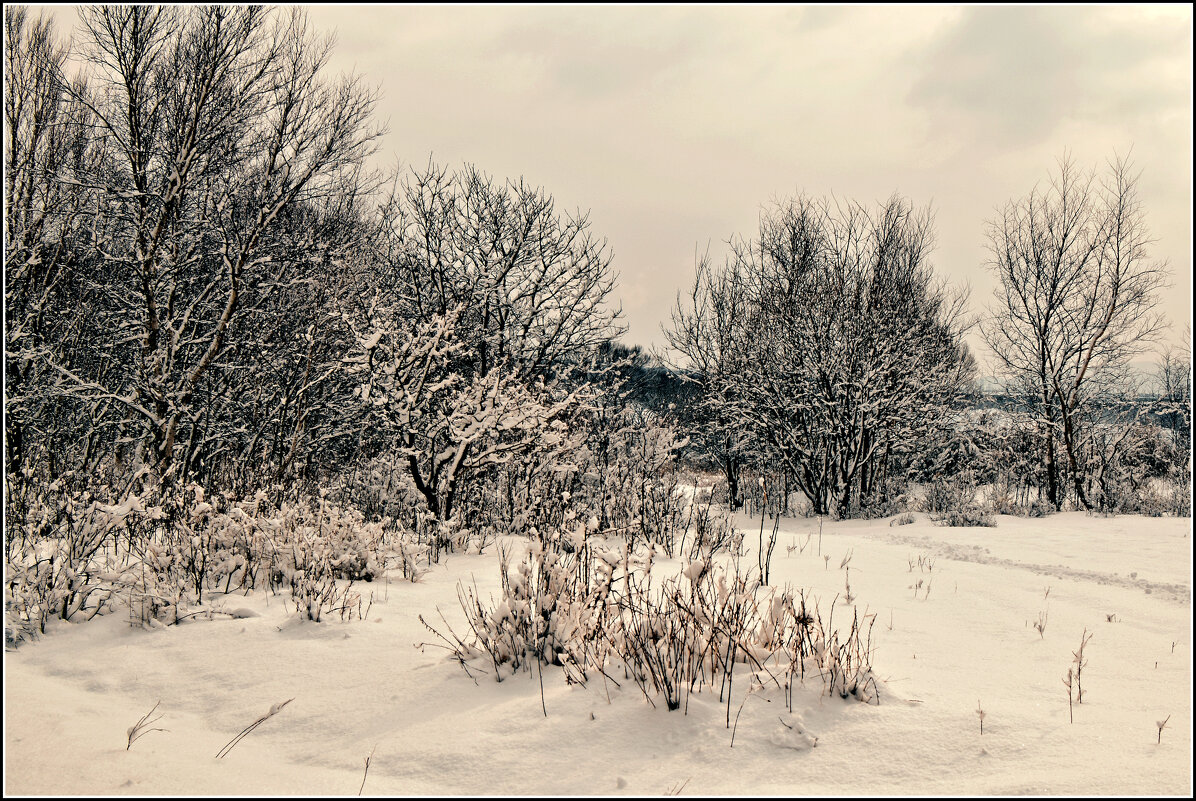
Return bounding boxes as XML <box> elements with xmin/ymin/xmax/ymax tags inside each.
<box><xmin>5</xmin><ymin>511</ymin><xmax>1191</xmax><ymax>796</ymax></box>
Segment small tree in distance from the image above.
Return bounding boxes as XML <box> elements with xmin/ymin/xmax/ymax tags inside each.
<box><xmin>983</xmin><ymin>152</ymin><xmax>1169</xmax><ymax>511</ymax></box>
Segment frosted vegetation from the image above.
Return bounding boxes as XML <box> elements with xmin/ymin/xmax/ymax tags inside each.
<box><xmin>3</xmin><ymin>6</ymin><xmax>1191</xmax><ymax>796</ymax></box>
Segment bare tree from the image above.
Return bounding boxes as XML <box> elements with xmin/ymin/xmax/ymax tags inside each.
<box><xmin>348</xmin><ymin>301</ymin><xmax>584</xmax><ymax>529</ymax></box>
<box><xmin>666</xmin><ymin>249</ymin><xmax>755</xmax><ymax>509</ymax></box>
<box><xmin>356</xmin><ymin>161</ymin><xmax>621</xmax><ymax>524</ymax></box>
<box><xmin>983</xmin><ymin>153</ymin><xmax>1169</xmax><ymax>510</ymax></box>
<box><xmin>4</xmin><ymin>7</ymin><xmax>101</xmax><ymax>477</ymax></box>
<box><xmin>669</xmin><ymin>194</ymin><xmax>973</xmax><ymax>517</ymax></box>
<box><xmin>375</xmin><ymin>161</ymin><xmax>621</xmax><ymax>380</ymax></box>
<box><xmin>24</xmin><ymin>6</ymin><xmax>384</xmax><ymax>485</ymax></box>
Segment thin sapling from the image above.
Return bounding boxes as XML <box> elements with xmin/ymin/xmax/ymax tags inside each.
<box><xmin>1063</xmin><ymin>668</ymin><xmax>1074</xmax><ymax>723</ymax></box>
<box><xmin>1072</xmin><ymin>628</ymin><xmax>1092</xmax><ymax>703</ymax></box>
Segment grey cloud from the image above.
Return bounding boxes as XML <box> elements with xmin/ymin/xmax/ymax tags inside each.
<box><xmin>909</xmin><ymin>6</ymin><xmax>1191</xmax><ymax>147</ymax></box>
<box><xmin>478</xmin><ymin>8</ymin><xmax>719</xmax><ymax>101</ymax></box>
<box><xmin>796</xmin><ymin>5</ymin><xmax>849</xmax><ymax>33</ymax></box>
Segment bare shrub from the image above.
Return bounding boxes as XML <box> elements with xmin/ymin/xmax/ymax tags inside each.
<box><xmin>419</xmin><ymin>524</ymin><xmax>622</xmax><ymax>685</ymax></box>
<box><xmin>423</xmin><ymin>528</ymin><xmax>880</xmax><ymax>721</ymax></box>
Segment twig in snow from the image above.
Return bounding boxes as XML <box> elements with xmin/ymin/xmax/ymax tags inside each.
<box><xmin>1156</xmin><ymin>715</ymin><xmax>1170</xmax><ymax>744</ymax></box>
<box><xmin>358</xmin><ymin>744</ymin><xmax>377</xmax><ymax>795</ymax></box>
<box><xmin>536</xmin><ymin>650</ymin><xmax>548</xmax><ymax>718</ymax></box>
<box><xmin>1034</xmin><ymin>608</ymin><xmax>1048</xmax><ymax>639</ymax></box>
<box><xmin>665</xmin><ymin>777</ymin><xmax>691</xmax><ymax>795</ymax></box>
<box><xmin>126</xmin><ymin>700</ymin><xmax>167</xmax><ymax>750</ymax></box>
<box><xmin>215</xmin><ymin>698</ymin><xmax>293</xmax><ymax>758</ymax></box>
<box><xmin>729</xmin><ymin>685</ymin><xmax>760</xmax><ymax>748</ymax></box>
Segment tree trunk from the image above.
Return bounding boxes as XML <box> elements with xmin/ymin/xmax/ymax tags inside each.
<box><xmin>1045</xmin><ymin>427</ymin><xmax>1060</xmax><ymax>509</ymax></box>
<box><xmin>724</xmin><ymin>448</ymin><xmax>741</xmax><ymax>510</ymax></box>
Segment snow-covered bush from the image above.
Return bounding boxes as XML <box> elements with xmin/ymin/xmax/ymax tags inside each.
<box><xmin>4</xmin><ymin>472</ymin><xmax>405</xmax><ymax>638</ymax></box>
<box><xmin>1101</xmin><ymin>472</ymin><xmax>1190</xmax><ymax>519</ymax></box>
<box><xmin>493</xmin><ymin>402</ymin><xmax>715</xmax><ymax>560</ymax></box>
<box><xmin>919</xmin><ymin>470</ymin><xmax>996</xmax><ymax>526</ymax></box>
<box><xmin>218</xmin><ymin>492</ymin><xmax>385</xmax><ymax>621</ymax></box>
<box><xmin>5</xmin><ymin>479</ymin><xmax>151</xmax><ymax>643</ymax></box>
<box><xmin>1085</xmin><ymin>423</ymin><xmax>1191</xmax><ymax>517</ymax></box>
<box><xmin>934</xmin><ymin>507</ymin><xmax>997</xmax><ymax>528</ymax></box>
<box><xmin>330</xmin><ymin>453</ymin><xmax>489</xmax><ymax>565</ymax></box>
<box><xmin>1167</xmin><ymin>469</ymin><xmax>1192</xmax><ymax>517</ymax></box>
<box><xmin>986</xmin><ymin>473</ymin><xmax>1025</xmax><ymax>516</ymax></box>
<box><xmin>682</xmin><ymin>488</ymin><xmax>737</xmax><ymax>559</ymax></box>
<box><xmin>120</xmin><ymin>485</ymin><xmax>387</xmax><ymax>622</ymax></box>
<box><xmin>922</xmin><ymin>472</ymin><xmax>978</xmax><ymax>514</ymax></box>
<box><xmin>598</xmin><ymin>412</ymin><xmax>691</xmax><ymax>553</ymax></box>
<box><xmin>849</xmin><ymin>479</ymin><xmax>908</xmax><ymax>520</ymax></box>
<box><xmin>1026</xmin><ymin>498</ymin><xmax>1055</xmax><ymax>517</ymax></box>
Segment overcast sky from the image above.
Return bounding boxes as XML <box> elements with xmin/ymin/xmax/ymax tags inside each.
<box><xmin>44</xmin><ymin>4</ymin><xmax>1194</xmax><ymax>367</ymax></box>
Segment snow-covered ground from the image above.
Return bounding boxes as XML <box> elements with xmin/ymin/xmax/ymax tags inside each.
<box><xmin>5</xmin><ymin>511</ymin><xmax>1191</xmax><ymax>795</ymax></box>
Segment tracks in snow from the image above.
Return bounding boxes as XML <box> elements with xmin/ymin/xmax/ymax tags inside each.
<box><xmin>877</xmin><ymin>529</ymin><xmax>1190</xmax><ymax>605</ymax></box>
